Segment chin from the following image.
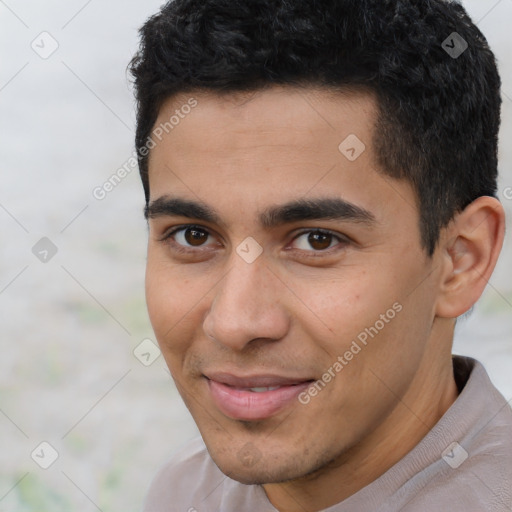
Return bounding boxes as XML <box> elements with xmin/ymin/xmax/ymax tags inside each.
<box><xmin>217</xmin><ymin>462</ymin><xmax>296</xmax><ymax>485</ymax></box>
<box><xmin>208</xmin><ymin>445</ymin><xmax>318</xmax><ymax>485</ymax></box>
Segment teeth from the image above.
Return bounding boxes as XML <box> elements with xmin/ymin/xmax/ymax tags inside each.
<box><xmin>248</xmin><ymin>386</ymin><xmax>281</xmax><ymax>392</ymax></box>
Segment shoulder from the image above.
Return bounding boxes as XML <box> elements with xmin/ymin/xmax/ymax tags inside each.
<box><xmin>403</xmin><ymin>449</ymin><xmax>512</xmax><ymax>511</ymax></box>
<box><xmin>404</xmin><ymin>358</ymin><xmax>512</xmax><ymax>510</ymax></box>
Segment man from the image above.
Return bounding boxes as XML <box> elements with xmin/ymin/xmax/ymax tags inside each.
<box><xmin>129</xmin><ymin>0</ymin><xmax>512</xmax><ymax>510</ymax></box>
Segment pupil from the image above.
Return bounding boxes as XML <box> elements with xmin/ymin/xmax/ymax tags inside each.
<box><xmin>308</xmin><ymin>232</ymin><xmax>331</xmax><ymax>250</ymax></box>
<box><xmin>185</xmin><ymin>228</ymin><xmax>207</xmax><ymax>246</ymax></box>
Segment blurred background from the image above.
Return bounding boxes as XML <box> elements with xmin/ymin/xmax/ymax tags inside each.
<box><xmin>0</xmin><ymin>0</ymin><xmax>511</xmax><ymax>510</ymax></box>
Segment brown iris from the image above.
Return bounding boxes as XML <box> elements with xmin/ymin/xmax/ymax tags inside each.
<box><xmin>185</xmin><ymin>227</ymin><xmax>209</xmax><ymax>246</ymax></box>
<box><xmin>308</xmin><ymin>231</ymin><xmax>332</xmax><ymax>250</ymax></box>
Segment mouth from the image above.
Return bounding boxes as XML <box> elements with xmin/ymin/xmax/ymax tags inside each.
<box><xmin>204</xmin><ymin>372</ymin><xmax>315</xmax><ymax>421</ymax></box>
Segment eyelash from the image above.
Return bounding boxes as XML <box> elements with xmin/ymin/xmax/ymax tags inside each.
<box><xmin>159</xmin><ymin>224</ymin><xmax>350</xmax><ymax>257</ymax></box>
<box><xmin>159</xmin><ymin>225</ymin><xmax>219</xmax><ymax>255</ymax></box>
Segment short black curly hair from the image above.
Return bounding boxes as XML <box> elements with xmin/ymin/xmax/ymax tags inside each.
<box><xmin>129</xmin><ymin>0</ymin><xmax>501</xmax><ymax>255</ymax></box>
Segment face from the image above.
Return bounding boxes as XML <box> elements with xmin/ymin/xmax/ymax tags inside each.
<box><xmin>145</xmin><ymin>86</ymin><xmax>444</xmax><ymax>485</ymax></box>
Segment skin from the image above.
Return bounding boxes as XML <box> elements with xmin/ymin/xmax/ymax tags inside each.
<box><xmin>144</xmin><ymin>86</ymin><xmax>505</xmax><ymax>512</ymax></box>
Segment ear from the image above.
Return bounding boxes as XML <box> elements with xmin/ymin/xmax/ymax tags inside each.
<box><xmin>435</xmin><ymin>196</ymin><xmax>506</xmax><ymax>318</ymax></box>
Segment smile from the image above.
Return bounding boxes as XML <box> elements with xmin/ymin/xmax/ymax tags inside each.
<box><xmin>204</xmin><ymin>372</ymin><xmax>314</xmax><ymax>421</ymax></box>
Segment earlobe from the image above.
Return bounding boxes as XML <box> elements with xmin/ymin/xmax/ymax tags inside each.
<box><xmin>435</xmin><ymin>197</ymin><xmax>505</xmax><ymax>319</ymax></box>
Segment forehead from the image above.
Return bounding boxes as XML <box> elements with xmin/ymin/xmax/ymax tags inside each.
<box><xmin>153</xmin><ymin>86</ymin><xmax>376</xmax><ymax>158</ymax></box>
<box><xmin>147</xmin><ymin>86</ymin><xmax>417</xmax><ymax>229</ymax></box>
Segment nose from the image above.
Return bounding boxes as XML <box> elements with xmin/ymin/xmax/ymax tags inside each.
<box><xmin>202</xmin><ymin>256</ymin><xmax>290</xmax><ymax>352</ymax></box>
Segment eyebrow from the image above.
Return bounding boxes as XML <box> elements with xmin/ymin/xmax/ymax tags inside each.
<box><xmin>145</xmin><ymin>196</ymin><xmax>377</xmax><ymax>228</ymax></box>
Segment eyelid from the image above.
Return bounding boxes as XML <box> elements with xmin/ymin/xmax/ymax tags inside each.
<box><xmin>159</xmin><ymin>224</ymin><xmax>209</xmax><ymax>242</ymax></box>
<box><xmin>159</xmin><ymin>224</ymin><xmax>350</xmax><ymax>254</ymax></box>
<box><xmin>288</xmin><ymin>228</ymin><xmax>350</xmax><ymax>252</ymax></box>
<box><xmin>159</xmin><ymin>224</ymin><xmax>221</xmax><ymax>250</ymax></box>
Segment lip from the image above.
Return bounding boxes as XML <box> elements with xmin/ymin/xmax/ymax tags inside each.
<box><xmin>205</xmin><ymin>372</ymin><xmax>314</xmax><ymax>421</ymax></box>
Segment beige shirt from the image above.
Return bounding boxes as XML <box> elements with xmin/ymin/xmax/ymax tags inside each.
<box><xmin>143</xmin><ymin>357</ymin><xmax>512</xmax><ymax>511</ymax></box>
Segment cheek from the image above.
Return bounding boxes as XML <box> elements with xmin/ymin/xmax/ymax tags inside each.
<box><xmin>145</xmin><ymin>255</ymin><xmax>205</xmax><ymax>352</ymax></box>
<box><xmin>290</xmin><ymin>274</ymin><xmax>384</xmax><ymax>348</ymax></box>
<box><xmin>293</xmin><ymin>263</ymin><xmax>428</xmax><ymax>375</ymax></box>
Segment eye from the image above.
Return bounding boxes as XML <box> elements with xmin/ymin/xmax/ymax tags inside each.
<box><xmin>162</xmin><ymin>225</ymin><xmax>216</xmax><ymax>250</ymax></box>
<box><xmin>290</xmin><ymin>229</ymin><xmax>347</xmax><ymax>252</ymax></box>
